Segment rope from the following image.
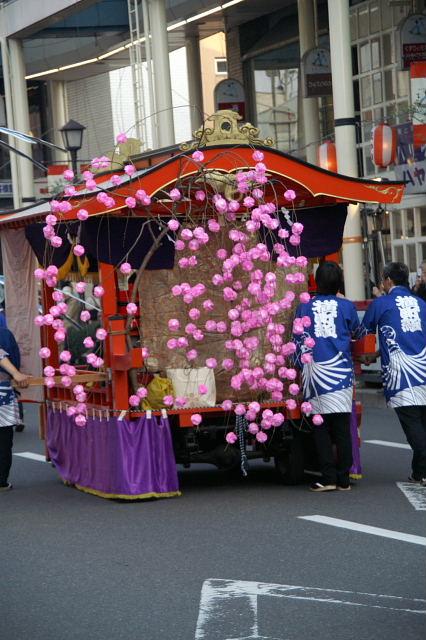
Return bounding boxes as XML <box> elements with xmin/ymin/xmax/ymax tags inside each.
<box><xmin>235</xmin><ymin>414</ymin><xmax>249</xmax><ymax>477</ymax></box>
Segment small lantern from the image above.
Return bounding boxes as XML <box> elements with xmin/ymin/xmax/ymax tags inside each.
<box><xmin>372</xmin><ymin>123</ymin><xmax>396</xmax><ymax>168</ymax></box>
<box><xmin>317</xmin><ymin>140</ymin><xmax>337</xmax><ymax>173</ymax></box>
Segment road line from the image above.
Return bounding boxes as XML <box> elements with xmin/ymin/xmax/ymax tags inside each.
<box><xmin>397</xmin><ymin>482</ymin><xmax>426</xmax><ymax>511</ymax></box>
<box><xmin>299</xmin><ymin>515</ymin><xmax>426</xmax><ymax>546</ymax></box>
<box><xmin>364</xmin><ymin>439</ymin><xmax>410</xmax><ymax>450</ymax></box>
<box><xmin>14</xmin><ymin>451</ymin><xmax>46</xmax><ymax>462</ymax></box>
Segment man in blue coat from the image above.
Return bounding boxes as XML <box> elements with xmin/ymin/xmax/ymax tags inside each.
<box><xmin>361</xmin><ymin>262</ymin><xmax>426</xmax><ymax>485</ymax></box>
<box><xmin>294</xmin><ymin>261</ymin><xmax>360</xmax><ymax>492</ymax></box>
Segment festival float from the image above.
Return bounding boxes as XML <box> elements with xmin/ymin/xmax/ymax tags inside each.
<box><xmin>0</xmin><ymin>111</ymin><xmax>404</xmax><ymax>500</ymax></box>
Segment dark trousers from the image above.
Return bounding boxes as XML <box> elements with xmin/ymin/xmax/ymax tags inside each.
<box><xmin>395</xmin><ymin>405</ymin><xmax>426</xmax><ymax>480</ymax></box>
<box><xmin>0</xmin><ymin>426</ymin><xmax>13</xmax><ymax>486</ymax></box>
<box><xmin>313</xmin><ymin>412</ymin><xmax>353</xmax><ymax>486</ymax></box>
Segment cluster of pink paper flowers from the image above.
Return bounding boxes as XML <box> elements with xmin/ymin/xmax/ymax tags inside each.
<box><xmin>160</xmin><ymin>149</ymin><xmax>324</xmax><ymax>440</ymax></box>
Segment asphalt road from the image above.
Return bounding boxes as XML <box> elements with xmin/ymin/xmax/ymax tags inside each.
<box><xmin>1</xmin><ymin>403</ymin><xmax>425</xmax><ymax>640</ymax></box>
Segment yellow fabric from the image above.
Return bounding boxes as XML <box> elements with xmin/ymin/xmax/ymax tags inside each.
<box><xmin>74</xmin><ymin>483</ymin><xmax>181</xmax><ymax>500</ymax></box>
<box><xmin>77</xmin><ymin>255</ymin><xmax>90</xmax><ymax>277</ymax></box>
<box><xmin>142</xmin><ymin>375</ymin><xmax>174</xmax><ymax>410</ymax></box>
<box><xmin>57</xmin><ymin>248</ymin><xmax>74</xmax><ymax>280</ymax></box>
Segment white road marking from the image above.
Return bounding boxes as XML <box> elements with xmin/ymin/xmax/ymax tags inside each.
<box><xmin>397</xmin><ymin>482</ymin><xmax>426</xmax><ymax>511</ymax></box>
<box><xmin>13</xmin><ymin>451</ymin><xmax>46</xmax><ymax>462</ymax></box>
<box><xmin>364</xmin><ymin>439</ymin><xmax>411</xmax><ymax>450</ymax></box>
<box><xmin>195</xmin><ymin>579</ymin><xmax>426</xmax><ymax>639</ymax></box>
<box><xmin>299</xmin><ymin>515</ymin><xmax>426</xmax><ymax>546</ymax></box>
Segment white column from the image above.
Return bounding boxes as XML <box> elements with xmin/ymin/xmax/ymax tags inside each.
<box><xmin>149</xmin><ymin>0</ymin><xmax>175</xmax><ymax>147</ymax></box>
<box><xmin>48</xmin><ymin>80</ymin><xmax>68</xmax><ymax>163</ymax></box>
<box><xmin>185</xmin><ymin>33</ymin><xmax>204</xmax><ymax>133</ymax></box>
<box><xmin>1</xmin><ymin>37</ymin><xmax>20</xmax><ymax>209</ymax></box>
<box><xmin>7</xmin><ymin>38</ymin><xmax>35</xmax><ymax>206</ymax></box>
<box><xmin>297</xmin><ymin>0</ymin><xmax>320</xmax><ymax>165</ymax></box>
<box><xmin>328</xmin><ymin>0</ymin><xmax>364</xmax><ymax>300</ymax></box>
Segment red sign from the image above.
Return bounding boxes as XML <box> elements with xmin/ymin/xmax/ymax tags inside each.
<box><xmin>217</xmin><ymin>101</ymin><xmax>246</xmax><ymax>119</ymax></box>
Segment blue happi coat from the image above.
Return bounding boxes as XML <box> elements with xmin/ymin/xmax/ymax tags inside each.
<box><xmin>360</xmin><ymin>286</ymin><xmax>426</xmax><ymax>407</ymax></box>
<box><xmin>294</xmin><ymin>295</ymin><xmax>360</xmax><ymax>414</ymax></box>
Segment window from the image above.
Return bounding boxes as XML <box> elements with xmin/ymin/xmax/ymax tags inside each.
<box><xmin>215</xmin><ymin>58</ymin><xmax>228</xmax><ymax>75</ymax></box>
<box><xmin>420</xmin><ymin>208</ymin><xmax>426</xmax><ymax>236</ymax></box>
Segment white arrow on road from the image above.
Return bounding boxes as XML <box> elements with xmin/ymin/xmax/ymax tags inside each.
<box><xmin>195</xmin><ymin>579</ymin><xmax>426</xmax><ymax>639</ymax></box>
<box><xmin>299</xmin><ymin>515</ymin><xmax>426</xmax><ymax>546</ymax></box>
<box><xmin>364</xmin><ymin>439</ymin><xmax>411</xmax><ymax>450</ymax></box>
<box><xmin>14</xmin><ymin>451</ymin><xmax>46</xmax><ymax>462</ymax></box>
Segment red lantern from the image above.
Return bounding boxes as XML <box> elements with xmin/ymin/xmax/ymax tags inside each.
<box><xmin>372</xmin><ymin>123</ymin><xmax>396</xmax><ymax>168</ymax></box>
<box><xmin>317</xmin><ymin>140</ymin><xmax>337</xmax><ymax>173</ymax></box>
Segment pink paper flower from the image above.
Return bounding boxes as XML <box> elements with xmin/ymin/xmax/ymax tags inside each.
<box><xmin>225</xmin><ymin>431</ymin><xmax>237</xmax><ymax>444</ymax></box>
<box><xmin>51</xmin><ymin>236</ymin><xmax>63</xmax><ymax>248</ymax></box>
<box><xmin>96</xmin><ymin>328</ymin><xmax>107</xmax><ymax>341</ymax></box>
<box><xmin>234</xmin><ymin>403</ymin><xmax>246</xmax><ymax>416</ymax></box>
<box><xmin>39</xmin><ymin>347</ymin><xmax>51</xmax><ymax>359</ymax></box>
<box><xmin>59</xmin><ymin>350</ymin><xmax>71</xmax><ymax>362</ymax></box>
<box><xmin>83</xmin><ymin>337</ymin><xmax>94</xmax><ymax>349</ymax></box>
<box><xmin>77</xmin><ymin>208</ymin><xmax>89</xmax><ymax>221</ymax></box>
<box><xmin>168</xmin><ymin>318</ymin><xmax>180</xmax><ymax>331</ymax></box>
<box><xmin>205</xmin><ymin>358</ymin><xmax>217</xmax><ymax>369</ymax></box>
<box><xmin>80</xmin><ymin>310</ymin><xmax>91</xmax><ymax>322</ymax></box>
<box><xmin>169</xmin><ymin>188</ymin><xmax>181</xmax><ymax>201</ymax></box>
<box><xmin>186</xmin><ymin>349</ymin><xmax>198</xmax><ymax>361</ymax></box>
<box><xmin>198</xmin><ymin>384</ymin><xmax>208</xmax><ymax>395</ymax></box>
<box><xmin>73</xmin><ymin>244</ymin><xmax>85</xmax><ymax>257</ymax></box>
<box><xmin>126</xmin><ymin>302</ymin><xmax>138</xmax><ymax>315</ymax></box>
<box><xmin>168</xmin><ymin>219</ymin><xmax>180</xmax><ymax>232</ymax></box>
<box><xmin>129</xmin><ymin>394</ymin><xmax>140</xmax><ymax>407</ymax></box>
<box><xmin>301</xmin><ymin>401</ymin><xmax>313</xmax><ymax>415</ymax></box>
<box><xmin>116</xmin><ymin>132</ymin><xmax>128</xmax><ymax>144</ymax></box>
<box><xmin>93</xmin><ymin>285</ymin><xmax>105</xmax><ymax>298</ymax></box>
<box><xmin>137</xmin><ymin>386</ymin><xmax>148</xmax><ymax>399</ymax></box>
<box><xmin>120</xmin><ymin>262</ymin><xmax>132</xmax><ymax>275</ymax></box>
<box><xmin>312</xmin><ymin>414</ymin><xmax>324</xmax><ymax>426</ymax></box>
<box><xmin>256</xmin><ymin>431</ymin><xmax>268</xmax><ymax>443</ymax></box>
<box><xmin>191</xmin><ymin>413</ymin><xmax>202</xmax><ymax>426</ymax></box>
<box><xmin>75</xmin><ymin>414</ymin><xmax>87</xmax><ymax>427</ymax></box>
<box><xmin>163</xmin><ymin>395</ymin><xmax>174</xmax><ymax>407</ymax></box>
<box><xmin>221</xmin><ymin>399</ymin><xmax>233</xmax><ymax>411</ymax></box>
<box><xmin>124</xmin><ymin>164</ymin><xmax>136</xmax><ymax>176</ymax></box>
<box><xmin>109</xmin><ymin>174</ymin><xmax>121</xmax><ymax>187</ymax></box>
<box><xmin>63</xmin><ymin>168</ymin><xmax>74</xmax><ymax>181</ymax></box>
<box><xmin>284</xmin><ymin>189</ymin><xmax>296</xmax><ymax>201</ymax></box>
<box><xmin>125</xmin><ymin>196</ymin><xmax>136</xmax><ymax>209</ymax></box>
<box><xmin>191</xmin><ymin>150</ymin><xmax>204</xmax><ymax>162</ymax></box>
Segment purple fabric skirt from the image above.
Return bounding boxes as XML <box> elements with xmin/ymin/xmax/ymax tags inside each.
<box><xmin>47</xmin><ymin>409</ymin><xmax>180</xmax><ymax>500</ymax></box>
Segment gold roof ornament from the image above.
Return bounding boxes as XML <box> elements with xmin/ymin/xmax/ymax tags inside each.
<box><xmin>93</xmin><ymin>138</ymin><xmax>143</xmax><ymax>173</ymax></box>
<box><xmin>181</xmin><ymin>110</ymin><xmax>274</xmax><ymax>150</ymax></box>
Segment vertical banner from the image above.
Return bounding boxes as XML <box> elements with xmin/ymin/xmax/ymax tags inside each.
<box><xmin>411</xmin><ymin>61</ymin><xmax>426</xmax><ymax>148</ymax></box>
<box><xmin>394</xmin><ymin>122</ymin><xmax>426</xmax><ymax>194</ymax></box>
<box><xmin>1</xmin><ymin>228</ymin><xmax>42</xmax><ymax>401</ymax></box>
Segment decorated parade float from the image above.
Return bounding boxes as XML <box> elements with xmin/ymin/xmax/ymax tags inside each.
<box><xmin>0</xmin><ymin>111</ymin><xmax>405</xmax><ymax>500</ymax></box>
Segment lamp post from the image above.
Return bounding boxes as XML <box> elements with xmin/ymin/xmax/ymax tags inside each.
<box><xmin>59</xmin><ymin>119</ymin><xmax>86</xmax><ymax>178</ymax></box>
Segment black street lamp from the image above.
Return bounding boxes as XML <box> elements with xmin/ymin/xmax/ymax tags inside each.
<box><xmin>60</xmin><ymin>119</ymin><xmax>86</xmax><ymax>178</ymax></box>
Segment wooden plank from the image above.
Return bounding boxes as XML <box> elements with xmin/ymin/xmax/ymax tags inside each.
<box><xmin>12</xmin><ymin>373</ymin><xmax>108</xmax><ymax>388</ymax></box>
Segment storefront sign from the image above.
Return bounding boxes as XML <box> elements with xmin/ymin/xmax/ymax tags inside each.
<box><xmin>214</xmin><ymin>79</ymin><xmax>246</xmax><ymax>119</ymax></box>
<box><xmin>301</xmin><ymin>47</ymin><xmax>332</xmax><ymax>97</ymax></box>
<box><xmin>399</xmin><ymin>14</ymin><xmax>426</xmax><ymax>70</ymax></box>
<box><xmin>394</xmin><ymin>122</ymin><xmax>426</xmax><ymax>194</ymax></box>
<box><xmin>411</xmin><ymin>61</ymin><xmax>426</xmax><ymax>147</ymax></box>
